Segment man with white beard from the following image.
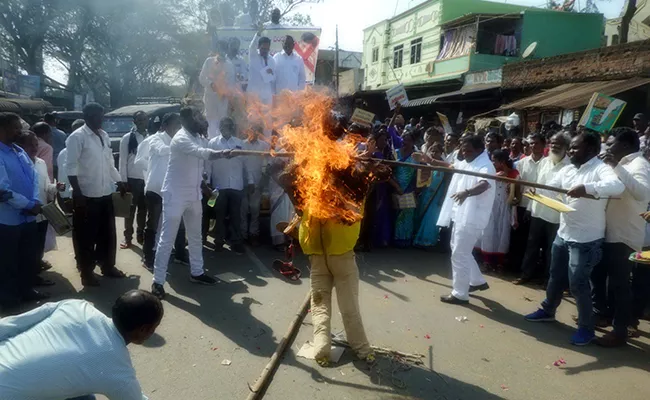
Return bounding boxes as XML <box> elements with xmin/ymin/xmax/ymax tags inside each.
<box><xmin>151</xmin><ymin>107</ymin><xmax>228</xmax><ymax>300</ymax></box>
<box><xmin>515</xmin><ymin>132</ymin><xmax>571</xmax><ymax>285</ymax></box>
<box><xmin>436</xmin><ymin>135</ymin><xmax>496</xmax><ymax>304</ymax></box>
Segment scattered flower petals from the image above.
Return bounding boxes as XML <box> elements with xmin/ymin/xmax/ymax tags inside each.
<box><xmin>479</xmin><ymin>324</ymin><xmax>484</xmax><ymax>328</ymax></box>
<box><xmin>384</xmin><ymin>294</ymin><xmax>389</xmax><ymax>299</ymax></box>
<box><xmin>211</xmin><ymin>347</ymin><xmax>219</xmax><ymax>351</ymax></box>
<box><xmin>501</xmin><ymin>384</ymin><xmax>509</xmax><ymax>391</ymax></box>
<box><xmin>424</xmin><ymin>334</ymin><xmax>431</xmax><ymax>339</ymax></box>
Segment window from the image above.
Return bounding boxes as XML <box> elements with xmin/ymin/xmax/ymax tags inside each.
<box><xmin>371</xmin><ymin>47</ymin><xmax>379</xmax><ymax>63</ymax></box>
<box><xmin>393</xmin><ymin>44</ymin><xmax>403</xmax><ymax>69</ymax></box>
<box><xmin>410</xmin><ymin>38</ymin><xmax>422</xmax><ymax>64</ymax></box>
<box><xmin>611</xmin><ymin>34</ymin><xmax>620</xmax><ymax>46</ymax></box>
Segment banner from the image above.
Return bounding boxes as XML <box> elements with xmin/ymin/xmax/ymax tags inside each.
<box><xmin>215</xmin><ymin>27</ymin><xmax>321</xmax><ymax>85</ymax></box>
<box><xmin>436</xmin><ymin>112</ymin><xmax>452</xmax><ymax>134</ymax></box>
<box><xmin>579</xmin><ymin>92</ymin><xmax>626</xmax><ymax>133</ymax></box>
<box><xmin>386</xmin><ymin>84</ymin><xmax>408</xmax><ymax>110</ymax></box>
<box><xmin>19</xmin><ymin>75</ymin><xmax>40</xmax><ymax>97</ymax></box>
<box><xmin>350</xmin><ymin>108</ymin><xmax>375</xmax><ymax>127</ymax></box>
<box><xmin>2</xmin><ymin>70</ymin><xmax>18</xmax><ymax>93</ymax></box>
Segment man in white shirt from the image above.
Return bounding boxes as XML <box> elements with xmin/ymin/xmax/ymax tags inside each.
<box><xmin>590</xmin><ymin>128</ymin><xmax>650</xmax><ymax>346</ymax></box>
<box><xmin>0</xmin><ymin>290</ymin><xmax>163</xmax><ymax>400</ymax></box>
<box><xmin>206</xmin><ymin>117</ymin><xmax>251</xmax><ymax>255</ymax></box>
<box><xmin>152</xmin><ymin>107</ymin><xmax>226</xmax><ymax>299</ymax></box>
<box><xmin>248</xmin><ymin>30</ymin><xmax>275</xmax><ymax>136</ymax></box>
<box><xmin>200</xmin><ymin>41</ymin><xmax>236</xmax><ymax>139</ymax></box>
<box><xmin>119</xmin><ymin>111</ymin><xmax>149</xmax><ymax>248</ymax></box>
<box><xmin>66</xmin><ymin>103</ymin><xmax>128</xmax><ymax>287</ymax></box>
<box><xmin>437</xmin><ymin>135</ymin><xmax>496</xmax><ymax>304</ymax></box>
<box><xmin>525</xmin><ymin>132</ymin><xmax>625</xmax><ymax>346</ymax></box>
<box><xmin>511</xmin><ymin>133</ymin><xmax>547</xmax><ymax>272</ymax></box>
<box><xmin>266</xmin><ymin>7</ymin><xmax>285</xmax><ymax>29</ymax></box>
<box><xmin>241</xmin><ymin>125</ymin><xmax>270</xmax><ymax>246</ymax></box>
<box><xmin>273</xmin><ymin>35</ymin><xmax>306</xmax><ymax>94</ymax></box>
<box><xmin>235</xmin><ymin>0</ymin><xmax>258</xmax><ymax>27</ymax></box>
<box><xmin>443</xmin><ymin>133</ymin><xmax>460</xmax><ymax>165</ymax></box>
<box><xmin>135</xmin><ymin>113</ymin><xmax>188</xmax><ymax>271</ymax></box>
<box><xmin>516</xmin><ymin>132</ymin><xmax>570</xmax><ymax>285</ymax></box>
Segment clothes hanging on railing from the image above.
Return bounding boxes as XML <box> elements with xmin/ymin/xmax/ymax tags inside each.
<box><xmin>495</xmin><ymin>35</ymin><xmax>517</xmax><ymax>56</ymax></box>
<box><xmin>437</xmin><ymin>26</ymin><xmax>477</xmax><ymax>61</ymax></box>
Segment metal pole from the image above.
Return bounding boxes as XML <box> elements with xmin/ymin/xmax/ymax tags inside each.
<box><xmin>335</xmin><ymin>24</ymin><xmax>340</xmax><ymax>98</ymax></box>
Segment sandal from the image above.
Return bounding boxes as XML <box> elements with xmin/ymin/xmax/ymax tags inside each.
<box><xmin>102</xmin><ymin>267</ymin><xmax>126</xmax><ymax>278</ymax></box>
<box><xmin>272</xmin><ymin>260</ymin><xmax>302</xmax><ymax>281</ymax></box>
<box><xmin>120</xmin><ymin>241</ymin><xmax>132</xmax><ymax>249</ymax></box>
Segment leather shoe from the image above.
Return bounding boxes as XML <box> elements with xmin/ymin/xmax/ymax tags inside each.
<box><xmin>440</xmin><ymin>294</ymin><xmax>469</xmax><ymax>304</ymax></box>
<box><xmin>81</xmin><ymin>274</ymin><xmax>100</xmax><ymax>287</ymax></box>
<box><xmin>597</xmin><ymin>331</ymin><xmax>627</xmax><ymax>347</ymax></box>
<box><xmin>469</xmin><ymin>283</ymin><xmax>490</xmax><ymax>293</ymax></box>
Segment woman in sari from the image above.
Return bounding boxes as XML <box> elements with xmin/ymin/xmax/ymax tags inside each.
<box><xmin>414</xmin><ymin>142</ymin><xmax>446</xmax><ymax>248</ymax></box>
<box><xmin>390</xmin><ymin>132</ymin><xmax>418</xmax><ymax>248</ymax></box>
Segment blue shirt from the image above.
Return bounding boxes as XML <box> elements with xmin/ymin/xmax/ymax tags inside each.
<box><xmin>0</xmin><ymin>142</ymin><xmax>39</xmax><ymax>225</ymax></box>
<box><xmin>50</xmin><ymin>126</ymin><xmax>67</xmax><ymax>167</ymax></box>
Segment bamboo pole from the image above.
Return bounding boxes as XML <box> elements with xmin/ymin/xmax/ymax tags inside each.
<box><xmin>245</xmin><ymin>291</ymin><xmax>311</xmax><ymax>400</ymax></box>
<box><xmin>226</xmin><ymin>149</ymin><xmax>569</xmax><ymax>195</ymax></box>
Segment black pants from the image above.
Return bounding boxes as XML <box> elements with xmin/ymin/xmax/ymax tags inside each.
<box><xmin>124</xmin><ymin>178</ymin><xmax>147</xmax><ymax>242</ymax></box>
<box><xmin>72</xmin><ymin>195</ymin><xmax>117</xmax><ymax>275</ymax></box>
<box><xmin>36</xmin><ymin>220</ymin><xmax>48</xmax><ymax>262</ymax></box>
<box><xmin>631</xmin><ymin>259</ymin><xmax>650</xmax><ymax>328</ymax></box>
<box><xmin>144</xmin><ymin>191</ymin><xmax>187</xmax><ymax>265</ymax></box>
<box><xmin>212</xmin><ymin>189</ymin><xmax>243</xmax><ymax>244</ymax></box>
<box><xmin>0</xmin><ymin>222</ymin><xmax>39</xmax><ymax>307</ymax></box>
<box><xmin>591</xmin><ymin>242</ymin><xmax>634</xmax><ymax>337</ymax></box>
<box><xmin>509</xmin><ymin>206</ymin><xmax>530</xmax><ymax>272</ymax></box>
<box><xmin>520</xmin><ymin>217</ymin><xmax>559</xmax><ymax>280</ymax></box>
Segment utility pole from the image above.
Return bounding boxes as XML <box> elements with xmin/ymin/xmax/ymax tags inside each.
<box><xmin>335</xmin><ymin>24</ymin><xmax>340</xmax><ymax>98</ymax></box>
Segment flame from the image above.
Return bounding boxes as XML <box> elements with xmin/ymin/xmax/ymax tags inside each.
<box><xmin>272</xmin><ymin>89</ymin><xmax>364</xmax><ymax>223</ymax></box>
<box><xmin>206</xmin><ymin>64</ymin><xmax>370</xmax><ymax>223</ymax></box>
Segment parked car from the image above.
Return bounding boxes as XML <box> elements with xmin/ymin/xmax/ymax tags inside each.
<box><xmin>53</xmin><ymin>111</ymin><xmax>84</xmax><ymax>133</ymax></box>
<box><xmin>103</xmin><ymin>103</ymin><xmax>181</xmax><ymax>163</ymax></box>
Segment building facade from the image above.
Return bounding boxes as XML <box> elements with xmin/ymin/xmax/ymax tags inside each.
<box><xmin>362</xmin><ymin>0</ymin><xmax>604</xmax><ymax>92</ymax></box>
<box><xmin>605</xmin><ymin>0</ymin><xmax>650</xmax><ymax>46</ymax></box>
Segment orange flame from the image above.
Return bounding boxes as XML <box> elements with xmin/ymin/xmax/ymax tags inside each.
<box><xmin>206</xmin><ymin>65</ymin><xmax>366</xmax><ymax>223</ymax></box>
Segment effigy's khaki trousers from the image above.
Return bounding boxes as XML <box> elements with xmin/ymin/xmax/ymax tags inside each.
<box><xmin>309</xmin><ymin>251</ymin><xmax>372</xmax><ymax>360</ymax></box>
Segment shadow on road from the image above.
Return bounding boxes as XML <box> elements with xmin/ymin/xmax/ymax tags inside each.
<box><xmin>468</xmin><ymin>294</ymin><xmax>650</xmax><ymax>375</ymax></box>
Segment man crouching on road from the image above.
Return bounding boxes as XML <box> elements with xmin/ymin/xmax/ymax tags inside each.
<box><xmin>0</xmin><ymin>290</ymin><xmax>163</xmax><ymax>400</ymax></box>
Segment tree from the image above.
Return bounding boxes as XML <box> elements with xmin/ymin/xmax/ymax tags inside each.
<box><xmin>620</xmin><ymin>0</ymin><xmax>638</xmax><ymax>44</ymax></box>
<box><xmin>0</xmin><ymin>0</ymin><xmax>63</xmax><ymax>74</ymax></box>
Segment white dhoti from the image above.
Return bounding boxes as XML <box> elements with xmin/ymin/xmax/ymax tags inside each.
<box><xmin>269</xmin><ymin>180</ymin><xmax>294</xmax><ymax>245</ymax></box>
<box><xmin>450</xmin><ymin>223</ymin><xmax>487</xmax><ymax>300</ymax></box>
<box><xmin>153</xmin><ymin>192</ymin><xmax>204</xmax><ymax>285</ymax></box>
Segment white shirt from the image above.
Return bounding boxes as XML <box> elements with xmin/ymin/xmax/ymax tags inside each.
<box><xmin>34</xmin><ymin>157</ymin><xmax>57</xmax><ymax>223</ymax></box>
<box><xmin>199</xmin><ymin>57</ymin><xmax>236</xmax><ymax>121</ymax></box>
<box><xmin>605</xmin><ymin>152</ymin><xmax>650</xmax><ymax>251</ymax></box>
<box><xmin>56</xmin><ymin>149</ymin><xmax>72</xmax><ymax>199</ymax></box>
<box><xmin>437</xmin><ymin>150</ymin><xmax>497</xmax><ymax>231</ymax></box>
<box><xmin>206</xmin><ymin>135</ymin><xmax>252</xmax><ymax>190</ymax></box>
<box><xmin>65</xmin><ymin>124</ymin><xmax>121</xmax><ymax>198</ymax></box>
<box><xmin>515</xmin><ymin>154</ymin><xmax>543</xmax><ymax>209</ymax></box>
<box><xmin>248</xmin><ymin>33</ymin><xmax>276</xmax><ymax>104</ymax></box>
<box><xmin>547</xmin><ymin>156</ymin><xmax>625</xmax><ymax>243</ymax></box>
<box><xmin>243</xmin><ymin>139</ymin><xmax>271</xmax><ymax>184</ymax></box>
<box><xmin>273</xmin><ymin>50</ymin><xmax>306</xmax><ymax>93</ymax></box>
<box><xmin>0</xmin><ymin>300</ymin><xmax>145</xmax><ymax>400</ymax></box>
<box><xmin>119</xmin><ymin>129</ymin><xmax>146</xmax><ymax>181</ymax></box>
<box><xmin>161</xmin><ymin>127</ymin><xmax>213</xmax><ymax>201</ymax></box>
<box><xmin>444</xmin><ymin>149</ymin><xmax>459</xmax><ymax>165</ymax></box>
<box><xmin>530</xmin><ymin>155</ymin><xmax>570</xmax><ymax>224</ymax></box>
<box><xmin>135</xmin><ymin>131</ymin><xmax>173</xmax><ymax>196</ymax></box>
<box><xmin>229</xmin><ymin>54</ymin><xmax>249</xmax><ymax>88</ymax></box>
<box><xmin>133</xmin><ymin>133</ymin><xmax>157</xmax><ymax>179</ymax></box>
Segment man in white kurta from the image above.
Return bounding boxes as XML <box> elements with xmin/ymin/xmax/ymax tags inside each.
<box><xmin>437</xmin><ymin>135</ymin><xmax>496</xmax><ymax>304</ymax></box>
<box><xmin>248</xmin><ymin>30</ymin><xmax>275</xmax><ymax>137</ymax></box>
<box><xmin>200</xmin><ymin>43</ymin><xmax>236</xmax><ymax>140</ymax></box>
<box><xmin>273</xmin><ymin>35</ymin><xmax>306</xmax><ymax>94</ymax></box>
<box><xmin>151</xmin><ymin>108</ymin><xmax>224</xmax><ymax>299</ymax></box>
<box><xmin>241</xmin><ymin>126</ymin><xmax>270</xmax><ymax>245</ymax></box>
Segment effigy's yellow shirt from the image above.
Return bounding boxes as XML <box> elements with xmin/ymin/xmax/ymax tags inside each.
<box><xmin>299</xmin><ymin>209</ymin><xmax>360</xmax><ymax>256</ymax></box>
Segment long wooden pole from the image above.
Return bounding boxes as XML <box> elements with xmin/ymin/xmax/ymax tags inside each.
<box><xmin>245</xmin><ymin>291</ymin><xmax>311</xmax><ymax>400</ymax></box>
<box><xmin>227</xmin><ymin>150</ymin><xmax>569</xmax><ymax>195</ymax></box>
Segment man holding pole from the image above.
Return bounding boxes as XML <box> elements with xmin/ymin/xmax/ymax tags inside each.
<box><xmin>437</xmin><ymin>135</ymin><xmax>496</xmax><ymax>305</ymax></box>
<box><xmin>525</xmin><ymin>132</ymin><xmax>625</xmax><ymax>346</ymax></box>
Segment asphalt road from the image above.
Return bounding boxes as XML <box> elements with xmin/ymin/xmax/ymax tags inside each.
<box><xmin>23</xmin><ymin>221</ymin><xmax>650</xmax><ymax>400</ymax></box>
